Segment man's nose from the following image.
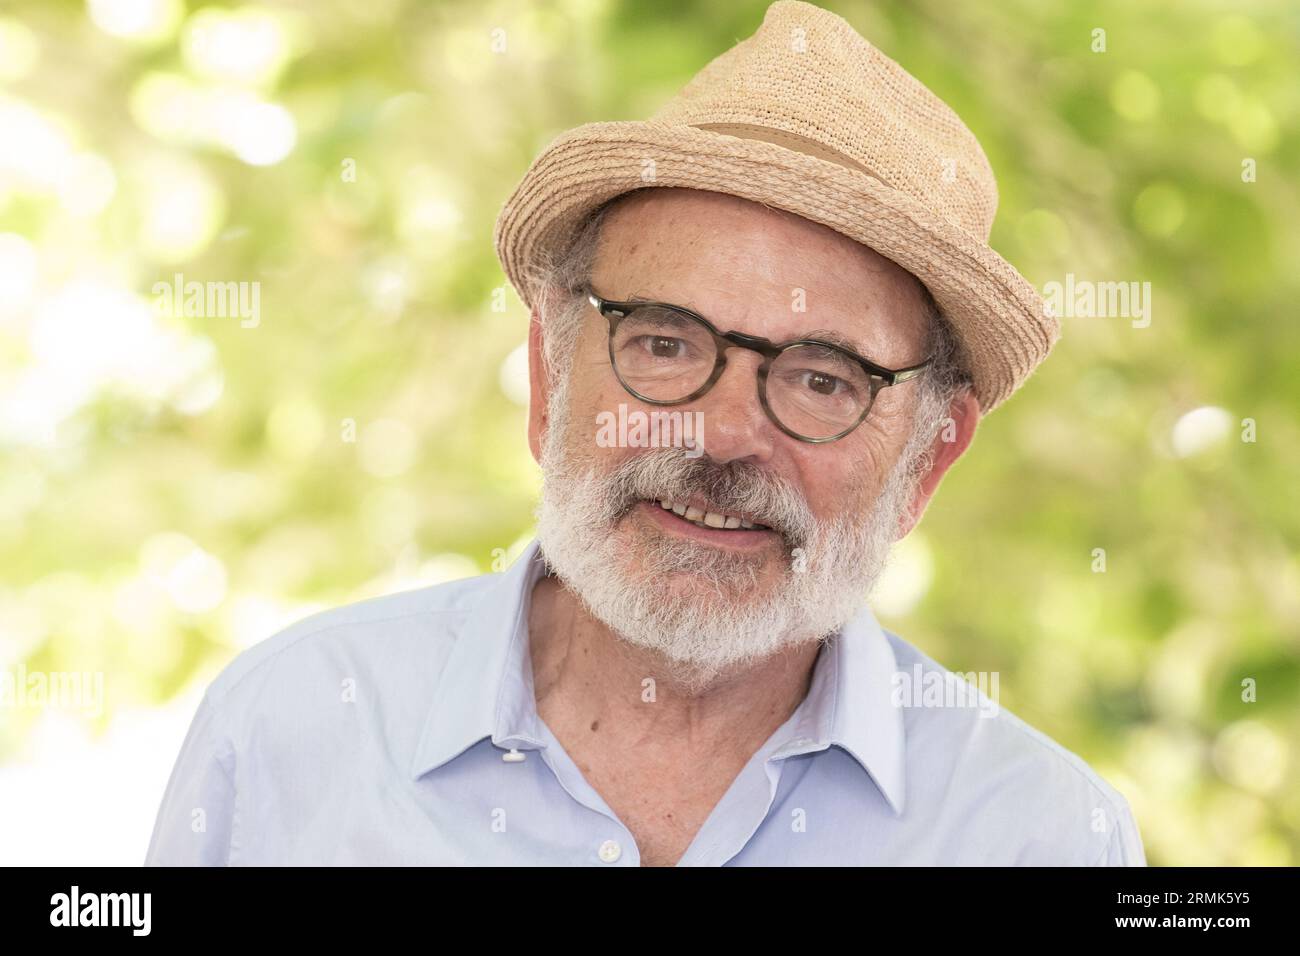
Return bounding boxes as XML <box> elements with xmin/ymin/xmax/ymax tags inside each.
<box><xmin>692</xmin><ymin>350</ymin><xmax>777</xmax><ymax>465</ymax></box>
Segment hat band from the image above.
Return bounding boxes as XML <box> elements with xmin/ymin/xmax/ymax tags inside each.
<box><xmin>691</xmin><ymin>122</ymin><xmax>885</xmax><ymax>184</ymax></box>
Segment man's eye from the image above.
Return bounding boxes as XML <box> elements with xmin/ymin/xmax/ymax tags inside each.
<box><xmin>640</xmin><ymin>335</ymin><xmax>687</xmax><ymax>359</ymax></box>
<box><xmin>800</xmin><ymin>370</ymin><xmax>848</xmax><ymax>396</ymax></box>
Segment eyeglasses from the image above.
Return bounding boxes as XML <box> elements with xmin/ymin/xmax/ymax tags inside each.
<box><xmin>585</xmin><ymin>286</ymin><xmax>933</xmax><ymax>443</ymax></box>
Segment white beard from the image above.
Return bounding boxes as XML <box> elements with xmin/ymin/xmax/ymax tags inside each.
<box><xmin>535</xmin><ymin>379</ymin><xmax>927</xmax><ymax>691</ymax></box>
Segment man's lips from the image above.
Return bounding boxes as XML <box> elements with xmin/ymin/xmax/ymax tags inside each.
<box><xmin>630</xmin><ymin>500</ymin><xmax>781</xmax><ymax>550</ymax></box>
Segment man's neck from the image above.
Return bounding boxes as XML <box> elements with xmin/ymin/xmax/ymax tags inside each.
<box><xmin>526</xmin><ymin>573</ymin><xmax>823</xmax><ymax>764</ymax></box>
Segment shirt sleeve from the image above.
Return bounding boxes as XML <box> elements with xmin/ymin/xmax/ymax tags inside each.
<box><xmin>1097</xmin><ymin>797</ymin><xmax>1147</xmax><ymax>866</ymax></box>
<box><xmin>144</xmin><ymin>691</ymin><xmax>238</xmax><ymax>866</ymax></box>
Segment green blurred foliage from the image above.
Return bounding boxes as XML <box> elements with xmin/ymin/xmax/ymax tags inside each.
<box><xmin>0</xmin><ymin>0</ymin><xmax>1296</xmax><ymax>865</ymax></box>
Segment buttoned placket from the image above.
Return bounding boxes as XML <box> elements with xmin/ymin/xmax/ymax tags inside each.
<box><xmin>521</xmin><ymin>718</ymin><xmax>642</xmax><ymax>866</ymax></box>
<box><xmin>673</xmin><ymin>706</ymin><xmax>822</xmax><ymax>866</ymax></box>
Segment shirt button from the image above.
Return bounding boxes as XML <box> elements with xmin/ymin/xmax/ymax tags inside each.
<box><xmin>598</xmin><ymin>840</ymin><xmax>622</xmax><ymax>863</ymax></box>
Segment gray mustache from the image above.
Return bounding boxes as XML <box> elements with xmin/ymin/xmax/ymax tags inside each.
<box><xmin>604</xmin><ymin>449</ymin><xmax>814</xmax><ymax>545</ymax></box>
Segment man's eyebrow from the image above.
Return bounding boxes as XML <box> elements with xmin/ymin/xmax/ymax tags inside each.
<box><xmin>609</xmin><ymin>289</ymin><xmax>877</xmax><ymax>358</ymax></box>
<box><xmin>797</xmin><ymin>328</ymin><xmax>874</xmax><ymax>358</ymax></box>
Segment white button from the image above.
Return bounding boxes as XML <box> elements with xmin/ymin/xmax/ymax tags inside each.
<box><xmin>501</xmin><ymin>748</ymin><xmax>526</xmax><ymax>763</ymax></box>
<box><xmin>598</xmin><ymin>839</ymin><xmax>622</xmax><ymax>863</ymax></box>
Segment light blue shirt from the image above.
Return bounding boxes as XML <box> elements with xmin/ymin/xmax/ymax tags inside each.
<box><xmin>145</xmin><ymin>539</ymin><xmax>1146</xmax><ymax>866</ymax></box>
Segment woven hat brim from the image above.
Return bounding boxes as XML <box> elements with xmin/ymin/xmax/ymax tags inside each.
<box><xmin>494</xmin><ymin>122</ymin><xmax>1059</xmax><ymax>414</ymax></box>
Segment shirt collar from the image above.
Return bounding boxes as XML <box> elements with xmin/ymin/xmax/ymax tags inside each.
<box><xmin>767</xmin><ymin>604</ymin><xmax>908</xmax><ymax>815</ymax></box>
<box><xmin>410</xmin><ymin>538</ymin><xmax>907</xmax><ymax>816</ymax></box>
<box><xmin>410</xmin><ymin>539</ymin><xmax>551</xmax><ymax>779</ymax></box>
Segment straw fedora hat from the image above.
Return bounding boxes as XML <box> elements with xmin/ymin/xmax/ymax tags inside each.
<box><xmin>494</xmin><ymin>0</ymin><xmax>1058</xmax><ymax>413</ymax></box>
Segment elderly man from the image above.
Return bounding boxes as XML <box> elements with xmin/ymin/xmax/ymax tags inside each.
<box><xmin>147</xmin><ymin>0</ymin><xmax>1145</xmax><ymax>866</ymax></box>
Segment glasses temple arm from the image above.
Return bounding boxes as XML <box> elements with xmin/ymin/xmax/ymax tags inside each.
<box><xmin>888</xmin><ymin>357</ymin><xmax>934</xmax><ymax>385</ymax></box>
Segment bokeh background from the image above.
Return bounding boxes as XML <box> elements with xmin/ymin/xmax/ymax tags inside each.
<box><xmin>1</xmin><ymin>0</ymin><xmax>1297</xmax><ymax>866</ymax></box>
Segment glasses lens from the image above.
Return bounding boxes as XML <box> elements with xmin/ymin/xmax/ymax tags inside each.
<box><xmin>766</xmin><ymin>343</ymin><xmax>878</xmax><ymax>440</ymax></box>
<box><xmin>610</xmin><ymin>305</ymin><xmax>717</xmax><ymax>401</ymax></box>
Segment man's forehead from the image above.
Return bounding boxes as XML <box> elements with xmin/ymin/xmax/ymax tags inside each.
<box><xmin>592</xmin><ymin>189</ymin><xmax>931</xmax><ymax>347</ymax></box>
<box><xmin>600</xmin><ymin>188</ymin><xmax>868</xmax><ymax>255</ymax></box>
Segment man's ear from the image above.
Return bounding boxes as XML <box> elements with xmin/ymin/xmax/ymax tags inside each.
<box><xmin>896</xmin><ymin>388</ymin><xmax>980</xmax><ymax>539</ymax></box>
<box><xmin>526</xmin><ymin>307</ymin><xmax>549</xmax><ymax>465</ymax></box>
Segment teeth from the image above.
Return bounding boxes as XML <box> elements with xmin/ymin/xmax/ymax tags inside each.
<box><xmin>650</xmin><ymin>499</ymin><xmax>769</xmax><ymax>532</ymax></box>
